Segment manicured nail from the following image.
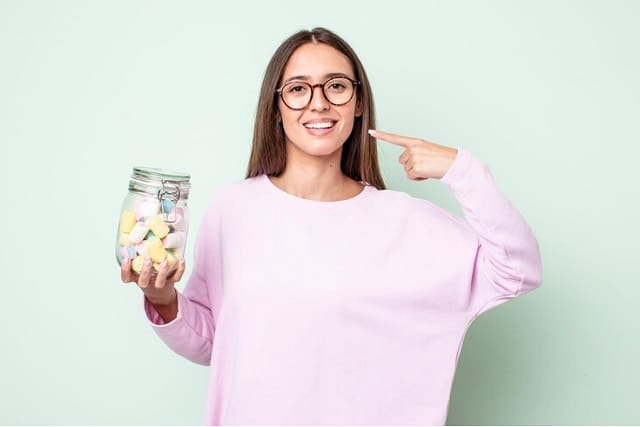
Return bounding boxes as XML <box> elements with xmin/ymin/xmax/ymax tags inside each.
<box><xmin>123</xmin><ymin>256</ymin><xmax>129</xmax><ymax>264</ymax></box>
<box><xmin>368</xmin><ymin>129</ymin><xmax>376</xmax><ymax>136</ymax></box>
<box><xmin>144</xmin><ymin>258</ymin><xmax>151</xmax><ymax>267</ymax></box>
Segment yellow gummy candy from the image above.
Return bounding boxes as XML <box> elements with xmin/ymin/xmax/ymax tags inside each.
<box><xmin>131</xmin><ymin>256</ymin><xmax>145</xmax><ymax>274</ymax></box>
<box><xmin>153</xmin><ymin>250</ymin><xmax>179</xmax><ymax>273</ymax></box>
<box><xmin>119</xmin><ymin>210</ymin><xmax>137</xmax><ymax>234</ymax></box>
<box><xmin>146</xmin><ymin>215</ymin><xmax>169</xmax><ymax>239</ymax></box>
<box><xmin>119</xmin><ymin>233</ymin><xmax>130</xmax><ymax>246</ymax></box>
<box><xmin>147</xmin><ymin>236</ymin><xmax>167</xmax><ymax>264</ymax></box>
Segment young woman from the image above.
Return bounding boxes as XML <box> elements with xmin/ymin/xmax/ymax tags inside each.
<box><xmin>121</xmin><ymin>27</ymin><xmax>542</xmax><ymax>425</ymax></box>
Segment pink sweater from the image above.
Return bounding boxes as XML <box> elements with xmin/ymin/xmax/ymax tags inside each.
<box><xmin>144</xmin><ymin>148</ymin><xmax>543</xmax><ymax>425</ymax></box>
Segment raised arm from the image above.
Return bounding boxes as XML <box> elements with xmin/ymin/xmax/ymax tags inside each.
<box><xmin>370</xmin><ymin>129</ymin><xmax>543</xmax><ymax>315</ymax></box>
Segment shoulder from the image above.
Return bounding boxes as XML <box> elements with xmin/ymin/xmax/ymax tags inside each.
<box><xmin>213</xmin><ymin>175</ymin><xmax>263</xmax><ymax>199</ymax></box>
<box><xmin>367</xmin><ymin>186</ymin><xmax>442</xmax><ymax>216</ymax></box>
<box><xmin>202</xmin><ymin>175</ymin><xmax>265</xmax><ymax>213</ymax></box>
<box><xmin>369</xmin><ymin>186</ymin><xmax>471</xmax><ymax>235</ymax></box>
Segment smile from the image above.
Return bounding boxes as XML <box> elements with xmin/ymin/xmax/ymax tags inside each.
<box><xmin>303</xmin><ymin>121</ymin><xmax>337</xmax><ymax>129</ymax></box>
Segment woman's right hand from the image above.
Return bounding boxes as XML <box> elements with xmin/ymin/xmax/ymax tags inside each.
<box><xmin>120</xmin><ymin>257</ymin><xmax>186</xmax><ymax>307</ymax></box>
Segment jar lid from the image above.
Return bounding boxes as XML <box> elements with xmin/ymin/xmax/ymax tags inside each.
<box><xmin>133</xmin><ymin>167</ymin><xmax>190</xmax><ymax>182</ymax></box>
<box><xmin>129</xmin><ymin>166</ymin><xmax>191</xmax><ymax>199</ymax></box>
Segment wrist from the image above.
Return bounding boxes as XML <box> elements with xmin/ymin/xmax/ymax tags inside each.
<box><xmin>438</xmin><ymin>148</ymin><xmax>458</xmax><ymax>179</ymax></box>
<box><xmin>146</xmin><ymin>289</ymin><xmax>177</xmax><ymax>307</ymax></box>
<box><xmin>146</xmin><ymin>290</ymin><xmax>179</xmax><ymax>324</ymax></box>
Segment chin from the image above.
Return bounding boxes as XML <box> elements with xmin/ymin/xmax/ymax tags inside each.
<box><xmin>288</xmin><ymin>135</ymin><xmax>341</xmax><ymax>155</ymax></box>
<box><xmin>305</xmin><ymin>139</ymin><xmax>345</xmax><ymax>155</ymax></box>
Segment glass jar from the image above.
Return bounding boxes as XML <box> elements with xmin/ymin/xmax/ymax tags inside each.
<box><xmin>115</xmin><ymin>167</ymin><xmax>191</xmax><ymax>275</ymax></box>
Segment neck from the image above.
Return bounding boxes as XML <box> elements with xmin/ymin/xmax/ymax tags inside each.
<box><xmin>269</xmin><ymin>143</ymin><xmax>360</xmax><ymax>202</ymax></box>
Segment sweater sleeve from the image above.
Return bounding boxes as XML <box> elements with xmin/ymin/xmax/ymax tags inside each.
<box><xmin>143</xmin><ymin>197</ymin><xmax>222</xmax><ymax>366</ymax></box>
<box><xmin>440</xmin><ymin>148</ymin><xmax>543</xmax><ymax>317</ymax></box>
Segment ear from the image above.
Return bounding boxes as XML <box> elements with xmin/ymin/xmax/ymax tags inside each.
<box><xmin>355</xmin><ymin>98</ymin><xmax>363</xmax><ymax>118</ymax></box>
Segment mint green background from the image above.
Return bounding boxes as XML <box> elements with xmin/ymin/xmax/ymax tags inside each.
<box><xmin>1</xmin><ymin>0</ymin><xmax>638</xmax><ymax>425</ymax></box>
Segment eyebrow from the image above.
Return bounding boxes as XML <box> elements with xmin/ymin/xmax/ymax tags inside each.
<box><xmin>282</xmin><ymin>72</ymin><xmax>354</xmax><ymax>84</ymax></box>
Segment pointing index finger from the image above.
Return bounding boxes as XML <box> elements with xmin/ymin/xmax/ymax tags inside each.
<box><xmin>368</xmin><ymin>129</ymin><xmax>420</xmax><ymax>148</ymax></box>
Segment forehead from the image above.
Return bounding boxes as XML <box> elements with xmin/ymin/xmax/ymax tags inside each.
<box><xmin>282</xmin><ymin>42</ymin><xmax>355</xmax><ymax>80</ymax></box>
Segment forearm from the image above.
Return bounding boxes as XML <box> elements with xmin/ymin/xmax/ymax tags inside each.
<box><xmin>144</xmin><ymin>290</ymin><xmax>215</xmax><ymax>365</ymax></box>
<box><xmin>441</xmin><ymin>149</ymin><xmax>542</xmax><ymax>314</ymax></box>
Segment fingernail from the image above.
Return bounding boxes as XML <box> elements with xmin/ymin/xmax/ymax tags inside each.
<box><xmin>179</xmin><ymin>259</ymin><xmax>185</xmax><ymax>265</ymax></box>
<box><xmin>123</xmin><ymin>256</ymin><xmax>129</xmax><ymax>264</ymax></box>
<box><xmin>368</xmin><ymin>129</ymin><xmax>376</xmax><ymax>136</ymax></box>
<box><xmin>161</xmin><ymin>258</ymin><xmax>167</xmax><ymax>269</ymax></box>
<box><xmin>144</xmin><ymin>258</ymin><xmax>151</xmax><ymax>267</ymax></box>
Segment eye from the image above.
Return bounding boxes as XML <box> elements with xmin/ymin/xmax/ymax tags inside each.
<box><xmin>285</xmin><ymin>83</ymin><xmax>309</xmax><ymax>95</ymax></box>
<box><xmin>326</xmin><ymin>79</ymin><xmax>348</xmax><ymax>92</ymax></box>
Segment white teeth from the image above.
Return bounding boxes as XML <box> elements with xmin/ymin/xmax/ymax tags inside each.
<box><xmin>304</xmin><ymin>122</ymin><xmax>335</xmax><ymax>129</ymax></box>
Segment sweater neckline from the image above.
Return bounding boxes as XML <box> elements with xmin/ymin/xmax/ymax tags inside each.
<box><xmin>259</xmin><ymin>174</ymin><xmax>372</xmax><ymax>206</ymax></box>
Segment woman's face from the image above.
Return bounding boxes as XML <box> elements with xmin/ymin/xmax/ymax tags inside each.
<box><xmin>277</xmin><ymin>42</ymin><xmax>361</xmax><ymax>159</ymax></box>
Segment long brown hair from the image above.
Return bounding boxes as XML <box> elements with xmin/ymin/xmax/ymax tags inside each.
<box><xmin>245</xmin><ymin>27</ymin><xmax>386</xmax><ymax>189</ymax></box>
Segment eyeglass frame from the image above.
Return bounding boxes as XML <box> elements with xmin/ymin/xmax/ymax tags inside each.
<box><xmin>275</xmin><ymin>76</ymin><xmax>361</xmax><ymax>110</ymax></box>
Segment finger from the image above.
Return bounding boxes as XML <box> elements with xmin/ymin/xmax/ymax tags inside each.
<box><xmin>407</xmin><ymin>165</ymin><xmax>417</xmax><ymax>180</ymax></box>
<box><xmin>155</xmin><ymin>259</ymin><xmax>169</xmax><ymax>289</ymax></box>
<box><xmin>168</xmin><ymin>259</ymin><xmax>186</xmax><ymax>283</ymax></box>
<box><xmin>404</xmin><ymin>161</ymin><xmax>413</xmax><ymax>174</ymax></box>
<box><xmin>409</xmin><ymin>170</ymin><xmax>429</xmax><ymax>182</ymax></box>
<box><xmin>368</xmin><ymin>129</ymin><xmax>421</xmax><ymax>148</ymax></box>
<box><xmin>138</xmin><ymin>258</ymin><xmax>153</xmax><ymax>288</ymax></box>
<box><xmin>399</xmin><ymin>150</ymin><xmax>410</xmax><ymax>165</ymax></box>
<box><xmin>121</xmin><ymin>257</ymin><xmax>133</xmax><ymax>283</ymax></box>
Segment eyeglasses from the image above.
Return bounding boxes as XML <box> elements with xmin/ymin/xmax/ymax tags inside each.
<box><xmin>276</xmin><ymin>76</ymin><xmax>360</xmax><ymax>110</ymax></box>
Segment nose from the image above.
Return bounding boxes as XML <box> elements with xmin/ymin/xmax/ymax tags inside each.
<box><xmin>309</xmin><ymin>84</ymin><xmax>330</xmax><ymax>111</ymax></box>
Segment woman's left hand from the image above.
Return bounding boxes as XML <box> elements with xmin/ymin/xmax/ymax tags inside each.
<box><xmin>369</xmin><ymin>129</ymin><xmax>458</xmax><ymax>181</ymax></box>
